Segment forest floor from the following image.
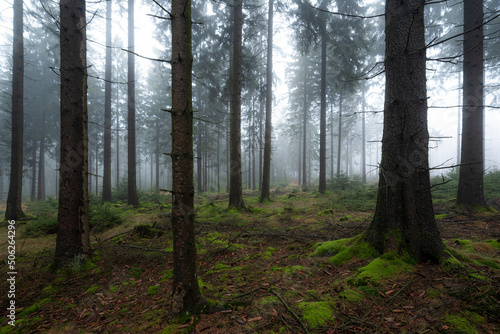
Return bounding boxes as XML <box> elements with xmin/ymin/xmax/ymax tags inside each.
<box><xmin>0</xmin><ymin>189</ymin><xmax>499</xmax><ymax>334</ymax></box>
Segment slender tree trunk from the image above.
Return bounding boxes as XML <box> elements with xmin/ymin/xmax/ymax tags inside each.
<box><xmin>102</xmin><ymin>0</ymin><xmax>113</xmax><ymax>202</ymax></box>
<box><xmin>197</xmin><ymin>132</ymin><xmax>202</xmax><ymax>193</ymax></box>
<box><xmin>318</xmin><ymin>12</ymin><xmax>327</xmax><ymax>194</ymax></box>
<box><xmin>361</xmin><ymin>88</ymin><xmax>366</xmax><ymax>183</ymax></box>
<box><xmin>155</xmin><ymin>119</ymin><xmax>160</xmax><ymax>191</ymax></box>
<box><xmin>116</xmin><ymin>117</ymin><xmax>120</xmax><ymax>188</ymax></box>
<box><xmin>457</xmin><ymin>0</ymin><xmax>486</xmax><ymax>207</ymax></box>
<box><xmin>366</xmin><ymin>0</ymin><xmax>444</xmax><ymax>263</ymax></box>
<box><xmin>127</xmin><ymin>0</ymin><xmax>139</xmax><ymax>206</ymax></box>
<box><xmin>228</xmin><ymin>0</ymin><xmax>245</xmax><ymax>210</ymax></box>
<box><xmin>337</xmin><ymin>90</ymin><xmax>343</xmax><ymax>177</ymax></box>
<box><xmin>457</xmin><ymin>70</ymin><xmax>461</xmax><ymax>165</ymax></box>
<box><xmin>302</xmin><ymin>59</ymin><xmax>308</xmax><ymax>187</ymax></box>
<box><xmin>6</xmin><ymin>0</ymin><xmax>26</xmax><ymax>220</ymax></box>
<box><xmin>260</xmin><ymin>0</ymin><xmax>273</xmax><ymax>202</ymax></box>
<box><xmin>31</xmin><ymin>140</ymin><xmax>37</xmax><ymax>201</ymax></box>
<box><xmin>37</xmin><ymin>115</ymin><xmax>46</xmax><ymax>200</ymax></box>
<box><xmin>170</xmin><ymin>0</ymin><xmax>206</xmax><ymax>314</ymax></box>
<box><xmin>330</xmin><ymin>100</ymin><xmax>334</xmax><ymax>181</ymax></box>
<box><xmin>55</xmin><ymin>0</ymin><xmax>90</xmax><ymax>267</ymax></box>
<box><xmin>0</xmin><ymin>161</ymin><xmax>3</xmax><ymax>201</ymax></box>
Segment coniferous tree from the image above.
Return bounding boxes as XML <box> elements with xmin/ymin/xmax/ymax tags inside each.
<box><xmin>5</xmin><ymin>0</ymin><xmax>26</xmax><ymax>221</ymax></box>
<box><xmin>127</xmin><ymin>0</ymin><xmax>139</xmax><ymax>206</ymax></box>
<box><xmin>54</xmin><ymin>0</ymin><xmax>91</xmax><ymax>267</ymax></box>
<box><xmin>102</xmin><ymin>0</ymin><xmax>113</xmax><ymax>202</ymax></box>
<box><xmin>457</xmin><ymin>0</ymin><xmax>487</xmax><ymax>208</ymax></box>
<box><xmin>228</xmin><ymin>0</ymin><xmax>245</xmax><ymax>210</ymax></box>
<box><xmin>260</xmin><ymin>0</ymin><xmax>273</xmax><ymax>202</ymax></box>
<box><xmin>170</xmin><ymin>0</ymin><xmax>206</xmax><ymax>314</ymax></box>
<box><xmin>366</xmin><ymin>0</ymin><xmax>444</xmax><ymax>262</ymax></box>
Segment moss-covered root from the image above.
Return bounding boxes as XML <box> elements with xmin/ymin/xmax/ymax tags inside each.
<box><xmin>312</xmin><ymin>232</ymin><xmax>378</xmax><ymax>265</ymax></box>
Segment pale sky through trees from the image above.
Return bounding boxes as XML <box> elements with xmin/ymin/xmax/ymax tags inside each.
<box><xmin>0</xmin><ymin>0</ymin><xmax>499</xmax><ymax>191</ymax></box>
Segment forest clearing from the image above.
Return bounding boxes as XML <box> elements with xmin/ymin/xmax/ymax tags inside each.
<box><xmin>1</xmin><ymin>175</ymin><xmax>499</xmax><ymax>334</ymax></box>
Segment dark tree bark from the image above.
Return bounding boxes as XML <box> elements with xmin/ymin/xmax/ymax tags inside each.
<box><xmin>127</xmin><ymin>0</ymin><xmax>139</xmax><ymax>206</ymax></box>
<box><xmin>457</xmin><ymin>0</ymin><xmax>486</xmax><ymax>207</ymax></box>
<box><xmin>102</xmin><ymin>0</ymin><xmax>113</xmax><ymax>202</ymax></box>
<box><xmin>170</xmin><ymin>0</ymin><xmax>206</xmax><ymax>314</ymax></box>
<box><xmin>318</xmin><ymin>5</ymin><xmax>327</xmax><ymax>194</ymax></box>
<box><xmin>54</xmin><ymin>0</ymin><xmax>90</xmax><ymax>267</ymax></box>
<box><xmin>260</xmin><ymin>0</ymin><xmax>273</xmax><ymax>202</ymax></box>
<box><xmin>6</xmin><ymin>0</ymin><xmax>26</xmax><ymax>221</ymax></box>
<box><xmin>228</xmin><ymin>0</ymin><xmax>245</xmax><ymax>210</ymax></box>
<box><xmin>366</xmin><ymin>0</ymin><xmax>444</xmax><ymax>263</ymax></box>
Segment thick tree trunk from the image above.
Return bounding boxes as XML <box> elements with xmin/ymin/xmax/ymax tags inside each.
<box><xmin>260</xmin><ymin>0</ymin><xmax>273</xmax><ymax>202</ymax></box>
<box><xmin>457</xmin><ymin>0</ymin><xmax>486</xmax><ymax>207</ymax></box>
<box><xmin>366</xmin><ymin>0</ymin><xmax>444</xmax><ymax>263</ymax></box>
<box><xmin>318</xmin><ymin>14</ymin><xmax>327</xmax><ymax>194</ymax></box>
<box><xmin>127</xmin><ymin>0</ymin><xmax>139</xmax><ymax>206</ymax></box>
<box><xmin>102</xmin><ymin>0</ymin><xmax>113</xmax><ymax>202</ymax></box>
<box><xmin>55</xmin><ymin>0</ymin><xmax>90</xmax><ymax>267</ymax></box>
<box><xmin>6</xmin><ymin>0</ymin><xmax>26</xmax><ymax>220</ymax></box>
<box><xmin>228</xmin><ymin>0</ymin><xmax>245</xmax><ymax>210</ymax></box>
<box><xmin>170</xmin><ymin>0</ymin><xmax>206</xmax><ymax>314</ymax></box>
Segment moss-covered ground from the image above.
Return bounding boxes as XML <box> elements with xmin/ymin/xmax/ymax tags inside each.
<box><xmin>0</xmin><ymin>186</ymin><xmax>499</xmax><ymax>333</ymax></box>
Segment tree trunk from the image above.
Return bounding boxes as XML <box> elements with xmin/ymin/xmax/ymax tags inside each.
<box><xmin>318</xmin><ymin>12</ymin><xmax>327</xmax><ymax>194</ymax></box>
<box><xmin>228</xmin><ymin>0</ymin><xmax>245</xmax><ymax>210</ymax></box>
<box><xmin>366</xmin><ymin>0</ymin><xmax>444</xmax><ymax>263</ymax></box>
<box><xmin>55</xmin><ymin>0</ymin><xmax>90</xmax><ymax>267</ymax></box>
<box><xmin>102</xmin><ymin>0</ymin><xmax>113</xmax><ymax>202</ymax></box>
<box><xmin>337</xmin><ymin>90</ymin><xmax>343</xmax><ymax>177</ymax></box>
<box><xmin>37</xmin><ymin>113</ymin><xmax>46</xmax><ymax>200</ymax></box>
<box><xmin>155</xmin><ymin>119</ymin><xmax>160</xmax><ymax>191</ymax></box>
<box><xmin>6</xmin><ymin>0</ymin><xmax>26</xmax><ymax>220</ymax></box>
<box><xmin>31</xmin><ymin>140</ymin><xmax>37</xmax><ymax>202</ymax></box>
<box><xmin>116</xmin><ymin>116</ymin><xmax>120</xmax><ymax>188</ymax></box>
<box><xmin>361</xmin><ymin>88</ymin><xmax>366</xmax><ymax>183</ymax></box>
<box><xmin>127</xmin><ymin>0</ymin><xmax>139</xmax><ymax>206</ymax></box>
<box><xmin>302</xmin><ymin>57</ymin><xmax>308</xmax><ymax>187</ymax></box>
<box><xmin>260</xmin><ymin>0</ymin><xmax>273</xmax><ymax>202</ymax></box>
<box><xmin>170</xmin><ymin>0</ymin><xmax>206</xmax><ymax>314</ymax></box>
<box><xmin>457</xmin><ymin>0</ymin><xmax>486</xmax><ymax>207</ymax></box>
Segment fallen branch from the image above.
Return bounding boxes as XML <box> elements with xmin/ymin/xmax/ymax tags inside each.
<box><xmin>112</xmin><ymin>244</ymin><xmax>172</xmax><ymax>254</ymax></box>
<box><xmin>269</xmin><ymin>288</ymin><xmax>310</xmax><ymax>334</ymax></box>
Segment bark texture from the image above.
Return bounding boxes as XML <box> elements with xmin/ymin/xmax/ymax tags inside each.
<box><xmin>170</xmin><ymin>0</ymin><xmax>205</xmax><ymax>314</ymax></box>
<box><xmin>366</xmin><ymin>0</ymin><xmax>444</xmax><ymax>263</ymax></box>
<box><xmin>127</xmin><ymin>0</ymin><xmax>139</xmax><ymax>206</ymax></box>
<box><xmin>6</xmin><ymin>0</ymin><xmax>26</xmax><ymax>221</ymax></box>
<box><xmin>260</xmin><ymin>0</ymin><xmax>273</xmax><ymax>202</ymax></box>
<box><xmin>102</xmin><ymin>0</ymin><xmax>112</xmax><ymax>202</ymax></box>
<box><xmin>318</xmin><ymin>9</ymin><xmax>327</xmax><ymax>194</ymax></box>
<box><xmin>228</xmin><ymin>0</ymin><xmax>245</xmax><ymax>210</ymax></box>
<box><xmin>55</xmin><ymin>0</ymin><xmax>90</xmax><ymax>267</ymax></box>
<box><xmin>457</xmin><ymin>0</ymin><xmax>486</xmax><ymax>207</ymax></box>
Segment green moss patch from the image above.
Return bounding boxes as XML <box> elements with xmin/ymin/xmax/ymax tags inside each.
<box><xmin>338</xmin><ymin>289</ymin><xmax>364</xmax><ymax>302</ymax></box>
<box><xmin>313</xmin><ymin>233</ymin><xmax>378</xmax><ymax>265</ymax></box>
<box><xmin>297</xmin><ymin>301</ymin><xmax>335</xmax><ymax>329</ymax></box>
<box><xmin>443</xmin><ymin>311</ymin><xmax>485</xmax><ymax>334</ymax></box>
<box><xmin>351</xmin><ymin>254</ymin><xmax>414</xmax><ymax>286</ymax></box>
